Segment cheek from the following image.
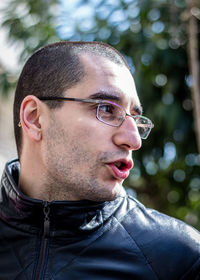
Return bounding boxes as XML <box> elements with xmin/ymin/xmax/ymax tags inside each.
<box><xmin>73</xmin><ymin>121</ymin><xmax>113</xmax><ymax>152</ymax></box>
<box><xmin>72</xmin><ymin>128</ymin><xmax>97</xmax><ymax>152</ymax></box>
<box><xmin>48</xmin><ymin>114</ymin><xmax>112</xmax><ymax>158</ymax></box>
<box><xmin>71</xmin><ymin>118</ymin><xmax>103</xmax><ymax>139</ymax></box>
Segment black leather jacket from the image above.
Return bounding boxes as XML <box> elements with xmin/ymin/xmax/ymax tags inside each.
<box><xmin>0</xmin><ymin>159</ymin><xmax>200</xmax><ymax>280</ymax></box>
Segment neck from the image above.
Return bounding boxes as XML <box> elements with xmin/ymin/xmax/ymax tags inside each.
<box><xmin>19</xmin><ymin>145</ymin><xmax>49</xmax><ymax>200</ymax></box>
<box><xmin>19</xmin><ymin>154</ymin><xmax>81</xmax><ymax>202</ymax></box>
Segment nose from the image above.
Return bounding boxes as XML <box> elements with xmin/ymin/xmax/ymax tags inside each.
<box><xmin>112</xmin><ymin>116</ymin><xmax>142</xmax><ymax>151</ymax></box>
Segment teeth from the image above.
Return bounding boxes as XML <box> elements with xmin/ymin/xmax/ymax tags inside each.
<box><xmin>115</xmin><ymin>162</ymin><xmax>122</xmax><ymax>168</ymax></box>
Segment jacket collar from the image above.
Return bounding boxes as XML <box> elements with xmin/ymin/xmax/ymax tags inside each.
<box><xmin>0</xmin><ymin>159</ymin><xmax>125</xmax><ymax>237</ymax></box>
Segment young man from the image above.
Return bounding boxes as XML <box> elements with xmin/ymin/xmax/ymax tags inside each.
<box><xmin>0</xmin><ymin>41</ymin><xmax>199</xmax><ymax>279</ymax></box>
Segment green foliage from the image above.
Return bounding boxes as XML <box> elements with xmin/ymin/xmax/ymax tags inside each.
<box><xmin>0</xmin><ymin>0</ymin><xmax>60</xmax><ymax>96</ymax></box>
<box><xmin>1</xmin><ymin>0</ymin><xmax>200</xmax><ymax>229</ymax></box>
<box><xmin>0</xmin><ymin>69</ymin><xmax>16</xmax><ymax>97</ymax></box>
<box><xmin>1</xmin><ymin>0</ymin><xmax>59</xmax><ymax>61</ymax></box>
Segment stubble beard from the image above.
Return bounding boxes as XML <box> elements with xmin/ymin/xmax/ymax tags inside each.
<box><xmin>44</xmin><ymin>151</ymin><xmax>121</xmax><ymax>202</ymax></box>
<box><xmin>42</xmin><ymin>120</ymin><xmax>122</xmax><ymax>202</ymax></box>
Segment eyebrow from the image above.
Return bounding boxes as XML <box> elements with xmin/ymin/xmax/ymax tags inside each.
<box><xmin>89</xmin><ymin>91</ymin><xmax>143</xmax><ymax>115</ymax></box>
<box><xmin>89</xmin><ymin>92</ymin><xmax>121</xmax><ymax>102</ymax></box>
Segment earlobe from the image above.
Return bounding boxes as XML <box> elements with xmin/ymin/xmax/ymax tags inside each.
<box><xmin>20</xmin><ymin>96</ymin><xmax>42</xmax><ymax>142</ymax></box>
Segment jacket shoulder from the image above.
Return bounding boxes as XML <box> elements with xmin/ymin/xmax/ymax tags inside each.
<box><xmin>115</xmin><ymin>195</ymin><xmax>200</xmax><ymax>279</ymax></box>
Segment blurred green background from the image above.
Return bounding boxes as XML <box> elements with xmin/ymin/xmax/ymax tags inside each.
<box><xmin>0</xmin><ymin>0</ymin><xmax>200</xmax><ymax>230</ymax></box>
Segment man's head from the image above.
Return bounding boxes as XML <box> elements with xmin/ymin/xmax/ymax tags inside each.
<box><xmin>14</xmin><ymin>41</ymin><xmax>153</xmax><ymax>202</ymax></box>
<box><xmin>14</xmin><ymin>41</ymin><xmax>129</xmax><ymax>156</ymax></box>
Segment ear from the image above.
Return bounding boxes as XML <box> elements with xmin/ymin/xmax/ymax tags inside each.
<box><xmin>19</xmin><ymin>95</ymin><xmax>42</xmax><ymax>142</ymax></box>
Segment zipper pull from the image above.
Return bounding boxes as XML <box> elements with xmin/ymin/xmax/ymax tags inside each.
<box><xmin>43</xmin><ymin>201</ymin><xmax>50</xmax><ymax>238</ymax></box>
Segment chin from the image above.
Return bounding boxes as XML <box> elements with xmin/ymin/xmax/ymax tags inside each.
<box><xmin>96</xmin><ymin>183</ymin><xmax>122</xmax><ymax>202</ymax></box>
<box><xmin>89</xmin><ymin>193</ymin><xmax>119</xmax><ymax>202</ymax></box>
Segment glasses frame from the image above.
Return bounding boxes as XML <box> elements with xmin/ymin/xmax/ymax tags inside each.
<box><xmin>38</xmin><ymin>96</ymin><xmax>154</xmax><ymax>139</ymax></box>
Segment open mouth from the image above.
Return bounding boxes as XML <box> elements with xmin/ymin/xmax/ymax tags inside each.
<box><xmin>114</xmin><ymin>161</ymin><xmax>129</xmax><ymax>171</ymax></box>
<box><xmin>107</xmin><ymin>159</ymin><xmax>133</xmax><ymax>180</ymax></box>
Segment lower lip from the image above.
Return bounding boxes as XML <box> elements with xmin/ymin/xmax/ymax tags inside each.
<box><xmin>107</xmin><ymin>163</ymin><xmax>130</xmax><ymax>180</ymax></box>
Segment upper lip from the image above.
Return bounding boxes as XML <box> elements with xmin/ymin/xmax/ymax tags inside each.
<box><xmin>106</xmin><ymin>158</ymin><xmax>133</xmax><ymax>170</ymax></box>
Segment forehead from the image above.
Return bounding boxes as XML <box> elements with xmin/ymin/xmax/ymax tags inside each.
<box><xmin>66</xmin><ymin>53</ymin><xmax>141</xmax><ymax>111</ymax></box>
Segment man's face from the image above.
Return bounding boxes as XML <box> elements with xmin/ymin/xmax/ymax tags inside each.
<box><xmin>42</xmin><ymin>54</ymin><xmax>142</xmax><ymax>201</ymax></box>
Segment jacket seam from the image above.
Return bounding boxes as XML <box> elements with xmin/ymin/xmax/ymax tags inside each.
<box><xmin>48</xmin><ymin>218</ymin><xmax>114</xmax><ymax>278</ymax></box>
<box><xmin>113</xmin><ymin>216</ymin><xmax>160</xmax><ymax>280</ymax></box>
<box><xmin>180</xmin><ymin>256</ymin><xmax>200</xmax><ymax>280</ymax></box>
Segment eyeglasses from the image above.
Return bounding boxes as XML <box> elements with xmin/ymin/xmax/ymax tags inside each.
<box><xmin>38</xmin><ymin>96</ymin><xmax>154</xmax><ymax>139</ymax></box>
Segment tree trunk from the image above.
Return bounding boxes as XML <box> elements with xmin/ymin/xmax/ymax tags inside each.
<box><xmin>186</xmin><ymin>0</ymin><xmax>200</xmax><ymax>154</ymax></box>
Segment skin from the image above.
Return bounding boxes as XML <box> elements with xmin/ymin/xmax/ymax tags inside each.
<box><xmin>19</xmin><ymin>53</ymin><xmax>142</xmax><ymax>202</ymax></box>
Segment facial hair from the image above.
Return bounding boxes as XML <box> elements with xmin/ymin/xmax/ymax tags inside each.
<box><xmin>41</xmin><ymin>116</ymin><xmax>126</xmax><ymax>202</ymax></box>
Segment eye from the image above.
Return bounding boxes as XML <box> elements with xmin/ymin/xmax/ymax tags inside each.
<box><xmin>98</xmin><ymin>103</ymin><xmax>115</xmax><ymax>114</ymax></box>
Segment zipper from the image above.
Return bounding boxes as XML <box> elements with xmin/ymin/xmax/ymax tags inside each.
<box><xmin>35</xmin><ymin>201</ymin><xmax>50</xmax><ymax>280</ymax></box>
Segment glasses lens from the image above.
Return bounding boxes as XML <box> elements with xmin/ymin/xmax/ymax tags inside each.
<box><xmin>97</xmin><ymin>102</ymin><xmax>153</xmax><ymax>139</ymax></box>
<box><xmin>134</xmin><ymin>116</ymin><xmax>152</xmax><ymax>139</ymax></box>
<box><xmin>97</xmin><ymin>102</ymin><xmax>124</xmax><ymax>126</ymax></box>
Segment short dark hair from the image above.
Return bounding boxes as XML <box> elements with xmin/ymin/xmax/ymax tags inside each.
<box><xmin>13</xmin><ymin>41</ymin><xmax>129</xmax><ymax>157</ymax></box>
